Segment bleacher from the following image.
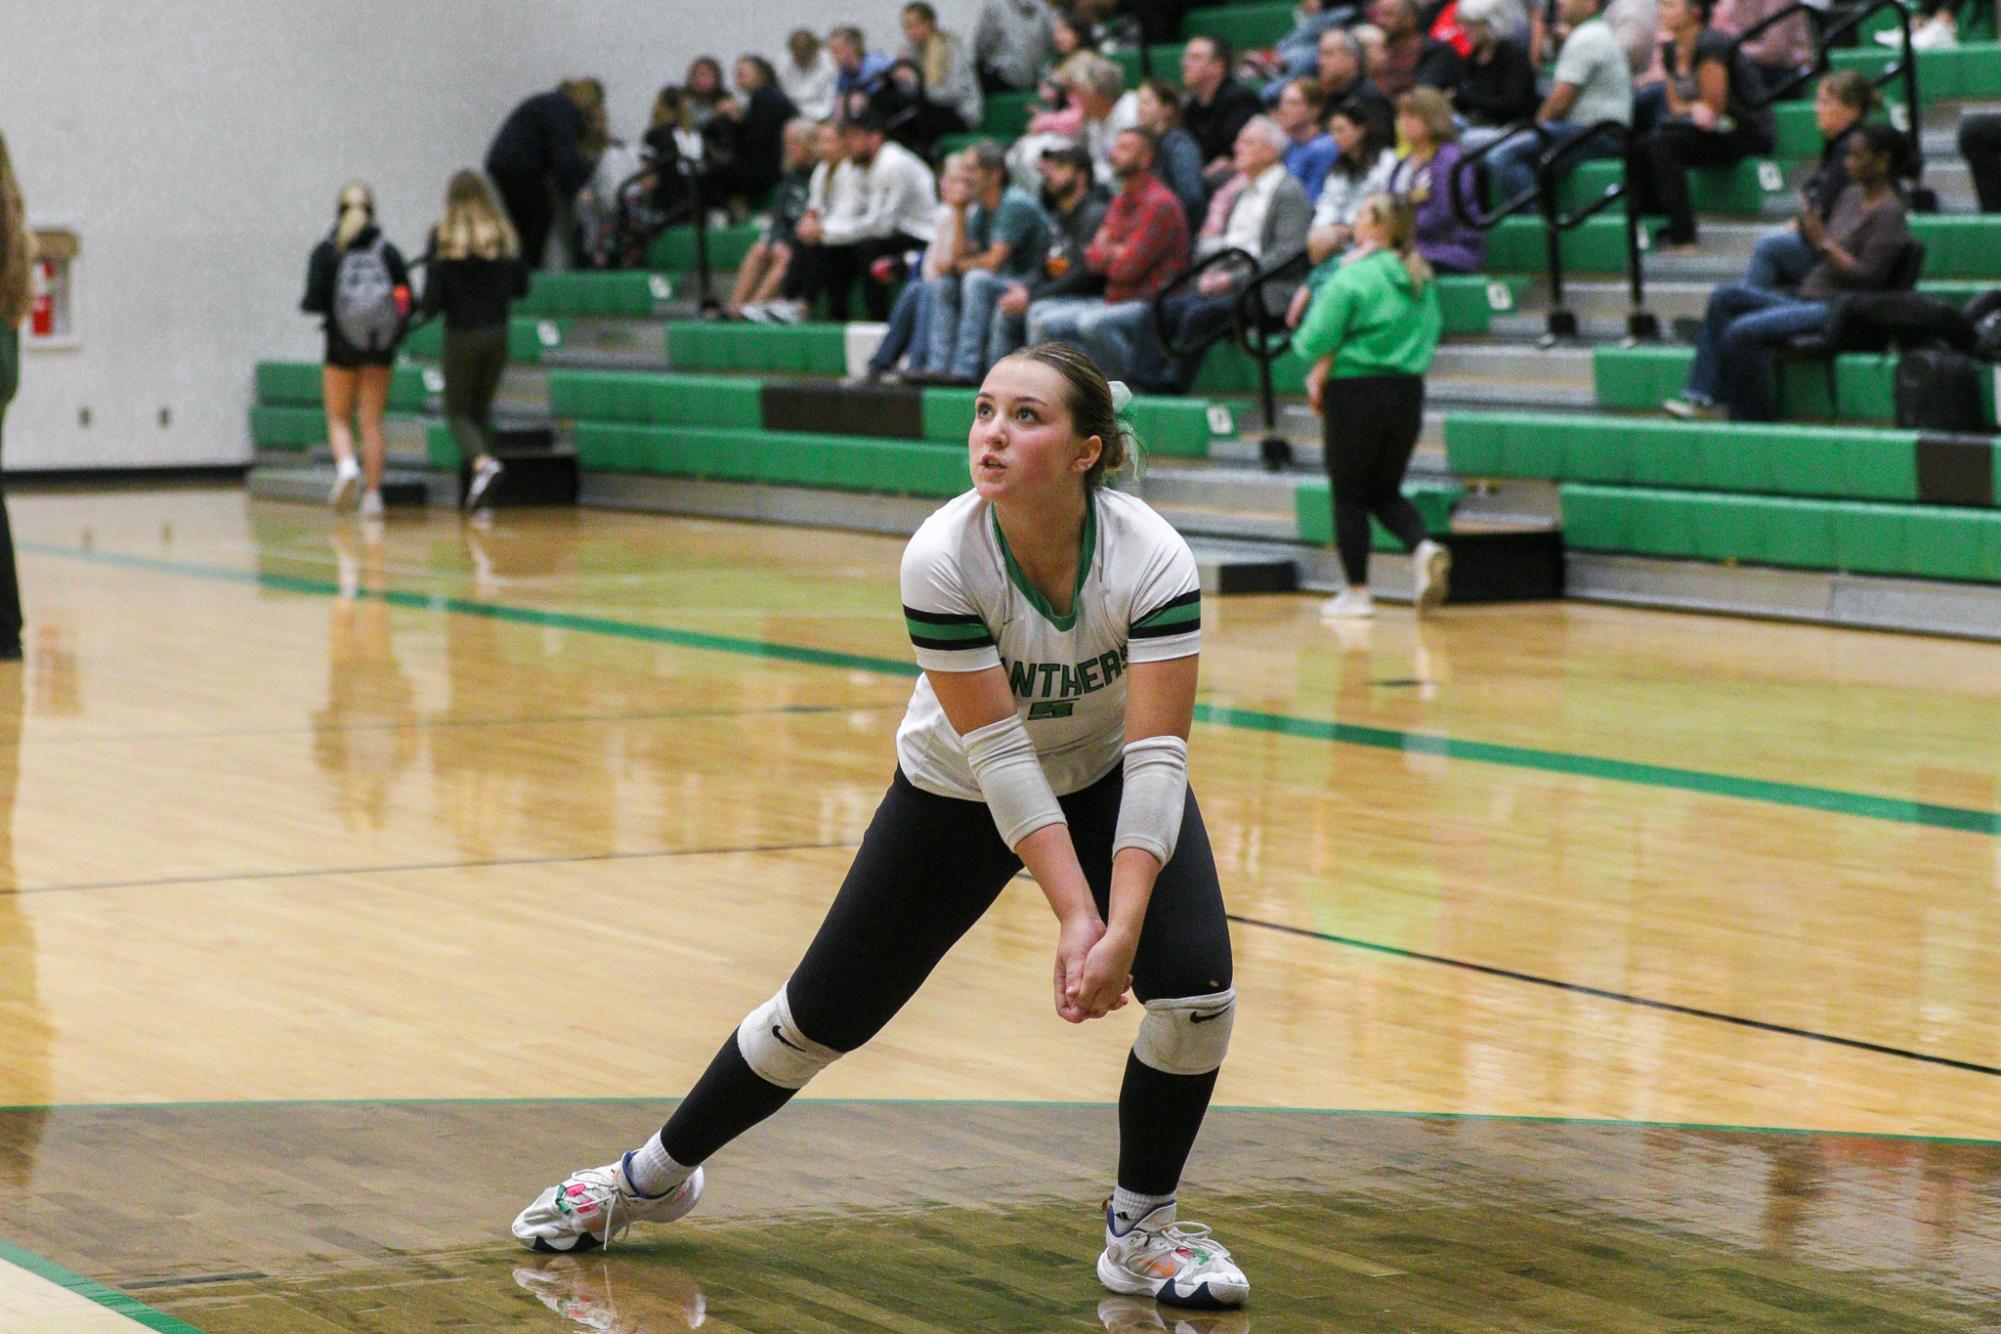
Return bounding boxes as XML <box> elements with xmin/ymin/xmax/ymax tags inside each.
<box><xmin>247</xmin><ymin>4</ymin><xmax>2001</xmax><ymax>636</ymax></box>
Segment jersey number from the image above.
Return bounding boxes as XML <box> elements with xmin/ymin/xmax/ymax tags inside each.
<box><xmin>1028</xmin><ymin>700</ymin><xmax>1076</xmax><ymax>720</ymax></box>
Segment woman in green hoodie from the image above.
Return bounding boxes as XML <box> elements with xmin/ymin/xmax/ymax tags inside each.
<box><xmin>1293</xmin><ymin>192</ymin><xmax>1447</xmax><ymax>619</ymax></box>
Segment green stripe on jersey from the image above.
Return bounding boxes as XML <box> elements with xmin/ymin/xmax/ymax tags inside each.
<box><xmin>905</xmin><ymin>615</ymin><xmax>992</xmax><ymax>643</ymax></box>
<box><xmin>1134</xmin><ymin>601</ymin><xmax>1200</xmax><ymax>630</ymax></box>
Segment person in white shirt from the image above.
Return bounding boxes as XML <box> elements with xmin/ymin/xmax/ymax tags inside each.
<box><xmin>1491</xmin><ymin>0</ymin><xmax>1634</xmax><ymax>202</ymax></box>
<box><xmin>1154</xmin><ymin>117</ymin><xmax>1311</xmax><ymax>392</ymax></box>
<box><xmin>804</xmin><ymin>112</ymin><xmax>938</xmax><ymax>319</ymax></box>
<box><xmin>763</xmin><ymin>122</ymin><xmax>866</xmax><ymax>323</ymax></box>
<box><xmin>1006</xmin><ymin>56</ymin><xmax>1140</xmax><ymax>193</ymax></box>
<box><xmin>974</xmin><ymin>0</ymin><xmax>1055</xmax><ymax>91</ymax></box>
<box><xmin>777</xmin><ymin>29</ymin><xmax>839</xmax><ymax>122</ymax></box>
<box><xmin>513</xmin><ymin>342</ymin><xmax>1250</xmax><ymax>1314</ymax></box>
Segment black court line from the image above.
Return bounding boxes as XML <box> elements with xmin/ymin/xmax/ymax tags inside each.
<box><xmin>2</xmin><ymin>839</ymin><xmax>856</xmax><ymax>897</ymax></box>
<box><xmin>1228</xmin><ymin>912</ymin><xmax>2001</xmax><ymax>1079</ymax></box>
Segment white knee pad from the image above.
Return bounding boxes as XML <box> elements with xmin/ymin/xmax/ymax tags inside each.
<box><xmin>735</xmin><ymin>986</ymin><xmax>843</xmax><ymax>1090</ymax></box>
<box><xmin>1132</xmin><ymin>987</ymin><xmax>1236</xmax><ymax>1077</ymax></box>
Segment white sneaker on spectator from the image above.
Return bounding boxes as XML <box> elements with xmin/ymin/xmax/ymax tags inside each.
<box><xmin>329</xmin><ymin>457</ymin><xmax>361</xmax><ymax>511</ymax></box>
<box><xmin>1911</xmin><ymin>18</ymin><xmax>1958</xmax><ymax>48</ymax></box>
<box><xmin>1412</xmin><ymin>539</ymin><xmax>1451</xmax><ymax>613</ymax></box>
<box><xmin>1662</xmin><ymin>396</ymin><xmax>1725</xmax><ymax>421</ymax></box>
<box><xmin>1320</xmin><ymin>588</ymin><xmax>1375</xmax><ymax>619</ymax></box>
<box><xmin>740</xmin><ymin>302</ymin><xmax>774</xmax><ymax>323</ymax></box>
<box><xmin>765</xmin><ymin>302</ymin><xmax>805</xmax><ymax>325</ymax></box>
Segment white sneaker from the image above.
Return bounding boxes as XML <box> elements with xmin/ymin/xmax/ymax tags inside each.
<box><xmin>1910</xmin><ymin>18</ymin><xmax>1958</xmax><ymax>48</ymax></box>
<box><xmin>512</xmin><ymin>1157</ymin><xmax>705</xmax><ymax>1254</ymax></box>
<box><xmin>1319</xmin><ymin>588</ymin><xmax>1375</xmax><ymax>619</ymax></box>
<box><xmin>465</xmin><ymin>457</ymin><xmax>504</xmax><ymax>511</ymax></box>
<box><xmin>358</xmin><ymin>488</ymin><xmax>385</xmax><ymax>520</ymax></box>
<box><xmin>1662</xmin><ymin>396</ymin><xmax>1725</xmax><ymax>422</ymax></box>
<box><xmin>1412</xmin><ymin>538</ymin><xmax>1451</xmax><ymax>614</ymax></box>
<box><xmin>765</xmin><ymin>301</ymin><xmax>805</xmax><ymax>326</ymax></box>
<box><xmin>1097</xmin><ymin>1202</ymin><xmax>1248</xmax><ymax>1310</ymax></box>
<box><xmin>329</xmin><ymin>458</ymin><xmax>361</xmax><ymax>511</ymax></box>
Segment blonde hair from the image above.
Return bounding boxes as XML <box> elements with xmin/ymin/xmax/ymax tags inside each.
<box><xmin>435</xmin><ymin>170</ymin><xmax>519</xmax><ymax>261</ymax></box>
<box><xmin>0</xmin><ymin>133</ymin><xmax>33</xmax><ymax>327</ymax></box>
<box><xmin>1358</xmin><ymin>191</ymin><xmax>1432</xmax><ymax>289</ymax></box>
<box><xmin>333</xmin><ymin>181</ymin><xmax>374</xmax><ymax>251</ymax></box>
<box><xmin>1396</xmin><ymin>87</ymin><xmax>1459</xmax><ymax>146</ymax></box>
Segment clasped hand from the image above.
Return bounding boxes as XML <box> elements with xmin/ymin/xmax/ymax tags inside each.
<box><xmin>1054</xmin><ymin>914</ymin><xmax>1135</xmax><ymax>1023</ymax></box>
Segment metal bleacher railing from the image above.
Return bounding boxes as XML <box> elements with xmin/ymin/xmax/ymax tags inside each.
<box><xmin>1152</xmin><ymin>245</ymin><xmax>1312</xmax><ymax>470</ymax></box>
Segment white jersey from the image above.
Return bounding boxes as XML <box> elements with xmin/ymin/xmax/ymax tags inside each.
<box><xmin>897</xmin><ymin>488</ymin><xmax>1202</xmax><ymax>801</ymax></box>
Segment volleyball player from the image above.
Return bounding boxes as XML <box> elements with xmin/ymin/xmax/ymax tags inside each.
<box><xmin>512</xmin><ymin>343</ymin><xmax>1249</xmax><ymax>1310</ymax></box>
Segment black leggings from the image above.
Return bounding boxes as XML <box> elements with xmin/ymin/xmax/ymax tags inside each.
<box><xmin>1322</xmin><ymin>373</ymin><xmax>1428</xmax><ymax>588</ymax></box>
<box><xmin>0</xmin><ymin>330</ymin><xmax>20</xmax><ymax>650</ymax></box>
<box><xmin>443</xmin><ymin>325</ymin><xmax>509</xmax><ymax>463</ymax></box>
<box><xmin>491</xmin><ymin>169</ymin><xmax>554</xmax><ymax>270</ymax></box>
<box><xmin>1628</xmin><ymin>123</ymin><xmax>1764</xmax><ymax>244</ymax></box>
<box><xmin>661</xmin><ymin>765</ymin><xmax>1235</xmax><ymax>1195</ymax></box>
<box><xmin>781</xmin><ymin>237</ymin><xmax>904</xmax><ymax>319</ymax></box>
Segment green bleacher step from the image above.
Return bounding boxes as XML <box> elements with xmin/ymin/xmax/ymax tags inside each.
<box><xmin>1828</xmin><ymin>41</ymin><xmax>2001</xmax><ymax>101</ymax></box>
<box><xmin>665</xmin><ymin>322</ymin><xmax>849</xmax><ymax>375</ymax></box>
<box><xmin>645</xmin><ymin>224</ymin><xmax>762</xmax><ymax>274</ymax></box>
<box><xmin>400</xmin><ymin>316</ymin><xmax>568</xmax><ymax>364</ymax></box>
<box><xmin>253</xmin><ymin>361</ymin><xmax>428</xmax><ymax>411</ymax></box>
<box><xmin>548</xmin><ymin>370</ymin><xmax>763</xmax><ymax>428</ymax></box>
<box><xmin>1294</xmin><ymin>479</ymin><xmax>1466</xmax><ymax>548</ymax></box>
<box><xmin>517</xmin><ymin>271</ymin><xmax>677</xmax><ymax>318</ymax></box>
<box><xmin>1542</xmin><ymin>158</ymin><xmax>1786</xmax><ymax>217</ymax></box>
<box><xmin>1184</xmin><ymin>3</ymin><xmax>1297</xmax><ymax>51</ymax></box>
<box><xmin>575</xmin><ymin>422</ymin><xmax>968</xmax><ymax>498</ymax></box>
<box><xmin>1592</xmin><ymin>344</ymin><xmax>1997</xmax><ymax>427</ymax></box>
<box><xmin>1560</xmin><ymin>483</ymin><xmax>2001</xmax><ymax>581</ymax></box>
<box><xmin>1488</xmin><ymin>214</ymin><xmax>2001</xmax><ymax>278</ymax></box>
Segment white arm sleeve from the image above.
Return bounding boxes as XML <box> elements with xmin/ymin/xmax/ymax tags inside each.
<box><xmin>962</xmin><ymin>714</ymin><xmax>1068</xmax><ymax>849</ymax></box>
<box><xmin>1113</xmin><ymin>735</ymin><xmax>1189</xmax><ymax>865</ymax></box>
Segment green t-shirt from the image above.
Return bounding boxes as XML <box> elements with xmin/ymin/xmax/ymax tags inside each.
<box><xmin>969</xmin><ymin>186</ymin><xmax>1051</xmax><ymax>281</ymax></box>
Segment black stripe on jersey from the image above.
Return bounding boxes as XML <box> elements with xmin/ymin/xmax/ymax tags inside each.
<box><xmin>1130</xmin><ymin>615</ymin><xmax>1202</xmax><ymax>640</ymax></box>
<box><xmin>903</xmin><ymin>605</ymin><xmax>988</xmax><ymax>628</ymax></box>
<box><xmin>1130</xmin><ymin>588</ymin><xmax>1201</xmax><ymax>639</ymax></box>
<box><xmin>910</xmin><ymin>631</ymin><xmax>999</xmax><ymax>651</ymax></box>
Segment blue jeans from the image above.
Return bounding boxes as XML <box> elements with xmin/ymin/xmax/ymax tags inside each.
<box><xmin>1685</xmin><ymin>284</ymin><xmax>1829</xmax><ymax>421</ymax></box>
<box><xmin>1027</xmin><ymin>297</ymin><xmax>1157</xmax><ymax>383</ymax></box>
<box><xmin>1487</xmin><ymin>123</ymin><xmax>1622</xmax><ymax>205</ymax></box>
<box><xmin>869</xmin><ymin>281</ymin><xmax>935</xmax><ymax>375</ymax></box>
<box><xmin>928</xmin><ymin>269</ymin><xmax>1010</xmax><ymax>381</ymax></box>
<box><xmin>1744</xmin><ymin>231</ymin><xmax>1816</xmax><ymax>292</ymax></box>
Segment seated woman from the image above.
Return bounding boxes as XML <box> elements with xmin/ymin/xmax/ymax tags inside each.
<box><xmin>1665</xmin><ymin>126</ymin><xmax>1911</xmax><ymax>422</ymax></box>
<box><xmin>1287</xmin><ymin>98</ymin><xmax>1398</xmax><ymax>328</ymax></box>
<box><xmin>1744</xmin><ymin>71</ymin><xmax>1877</xmax><ymax>291</ymax></box>
<box><xmin>1628</xmin><ymin>0</ymin><xmax>1776</xmax><ymax>250</ymax></box>
<box><xmin>1134</xmin><ymin>78</ymin><xmax>1207</xmax><ymax>231</ymax></box>
<box><xmin>1385</xmin><ymin>88</ymin><xmax>1484</xmax><ymax>275</ymax></box>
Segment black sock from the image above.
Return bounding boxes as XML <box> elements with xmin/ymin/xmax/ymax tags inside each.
<box><xmin>1116</xmin><ymin>1051</ymin><xmax>1220</xmax><ymax>1198</ymax></box>
<box><xmin>659</xmin><ymin>1032</ymin><xmax>798</xmax><ymax>1166</ymax></box>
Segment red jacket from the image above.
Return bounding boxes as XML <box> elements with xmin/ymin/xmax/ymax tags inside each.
<box><xmin>1084</xmin><ymin>174</ymin><xmax>1190</xmax><ymax>305</ymax></box>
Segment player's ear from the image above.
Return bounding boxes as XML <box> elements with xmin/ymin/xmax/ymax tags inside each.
<box><xmin>1076</xmin><ymin>434</ymin><xmax>1102</xmax><ymax>473</ymax></box>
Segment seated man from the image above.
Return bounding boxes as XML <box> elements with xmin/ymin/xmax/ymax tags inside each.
<box><xmin>990</xmin><ymin>142</ymin><xmax>1110</xmax><ymax>363</ymax></box>
<box><xmin>1665</xmin><ymin>127</ymin><xmax>1910</xmax><ymax>422</ymax></box>
<box><xmin>923</xmin><ymin>140</ymin><xmax>1051</xmax><ymax>384</ymax></box>
<box><xmin>1179</xmin><ymin>35</ymin><xmax>1264</xmax><ymax>191</ymax></box>
<box><xmin>1154</xmin><ymin>117</ymin><xmax>1311</xmax><ymax>393</ymax></box>
<box><xmin>807</xmin><ymin>109</ymin><xmax>938</xmax><ymax>320</ymax></box>
<box><xmin>1486</xmin><ymin>0</ymin><xmax>1632</xmax><ymax>203</ymax></box>
<box><xmin>973</xmin><ymin>0</ymin><xmax>1054</xmax><ymax>93</ymax></box>
<box><xmin>1027</xmin><ymin>128</ymin><xmax>1190</xmax><ymax>382</ymax></box>
<box><xmin>1446</xmin><ymin>0</ymin><xmax>1540</xmax><ymax>152</ymax></box>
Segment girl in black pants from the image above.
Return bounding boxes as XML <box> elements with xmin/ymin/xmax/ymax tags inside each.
<box><xmin>1293</xmin><ymin>193</ymin><xmax>1449</xmax><ymax>618</ymax></box>
<box><xmin>422</xmin><ymin>172</ymin><xmax>528</xmax><ymax>511</ymax></box>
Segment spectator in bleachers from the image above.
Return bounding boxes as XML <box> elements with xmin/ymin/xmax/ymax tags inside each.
<box><xmin>685</xmin><ymin>58</ymin><xmax>730</xmax><ymax>129</ymax></box>
<box><xmin>858</xmin><ymin>151</ymin><xmax>978</xmax><ymax>379</ymax></box>
<box><xmin>1745</xmin><ymin>72</ymin><xmax>1876</xmax><ymax>292</ymax></box>
<box><xmin>484</xmin><ymin>80</ymin><xmax>604</xmax><ymax>269</ymax></box>
<box><xmin>1266</xmin><ymin>1</ymin><xmax>1362</xmax><ymax>95</ymax></box>
<box><xmin>1445</xmin><ymin>0</ymin><xmax>1541</xmax><ymax>148</ymax></box>
<box><xmin>421</xmin><ymin>171</ymin><xmax>528</xmax><ymax>512</ymax></box>
<box><xmin>1964</xmin><ymin>113</ymin><xmax>2001</xmax><ymax>213</ymax></box>
<box><xmin>1487</xmin><ymin>0</ymin><xmax>1632</xmax><ymax>202</ymax></box>
<box><xmin>923</xmin><ymin>140</ymin><xmax>1052</xmax><ymax>384</ymax></box>
<box><xmin>1027</xmin><ymin>128</ymin><xmax>1190</xmax><ymax>381</ymax></box>
<box><xmin>1180</xmin><ymin>37</ymin><xmax>1264</xmax><ymax>189</ymax></box>
<box><xmin>1627</xmin><ymin>0</ymin><xmax>1776</xmax><ymax>251</ymax></box>
<box><xmin>1286</xmin><ymin>98</ymin><xmax>1400</xmax><ymax>326</ymax></box>
<box><xmin>1293</xmin><ymin>191</ymin><xmax>1448</xmax><ymax>619</ymax></box>
<box><xmin>780</xmin><ymin>30</ymin><xmax>839</xmax><ymax>121</ymax></box>
<box><xmin>974</xmin><ymin>0</ymin><xmax>1056</xmax><ymax>92</ymax></box>
<box><xmin>1134</xmin><ymin>79</ymin><xmax>1208</xmax><ymax>229</ymax></box>
<box><xmin>895</xmin><ymin>4</ymin><xmax>986</xmax><ymax>148</ymax></box>
<box><xmin>576</xmin><ymin>110</ymin><xmax>647</xmax><ymax>268</ymax></box>
<box><xmin>704</xmin><ymin>57</ymin><xmax>799</xmax><ymax>211</ymax></box>
<box><xmin>990</xmin><ymin>143</ymin><xmax>1112</xmax><ymax>361</ymax></box>
<box><xmin>1665</xmin><ymin>125</ymin><xmax>1912</xmax><ymax>422</ymax></box>
<box><xmin>302</xmin><ymin>182</ymin><xmax>411</xmax><ymax>518</ymax></box>
<box><xmin>828</xmin><ymin>26</ymin><xmax>894</xmax><ymax>104</ymax></box>
<box><xmin>809</xmin><ymin>111</ymin><xmax>938</xmax><ymax>320</ymax></box>
<box><xmin>1371</xmin><ymin>0</ymin><xmax>1461</xmax><ymax>98</ymax></box>
<box><xmin>762</xmin><ymin>121</ymin><xmax>865</xmax><ymax>323</ymax></box>
<box><xmin>1155</xmin><ymin>117</ymin><xmax>1312</xmax><ymax>393</ymax></box>
<box><xmin>729</xmin><ymin>120</ymin><xmax>820</xmax><ymax>319</ymax></box>
<box><xmin>1877</xmin><ymin>0</ymin><xmax>1967</xmax><ymax>52</ymax></box>
<box><xmin>1315</xmin><ymin>29</ymin><xmax>1397</xmax><ymax>135</ymax></box>
<box><xmin>1389</xmin><ymin>88</ymin><xmax>1484</xmax><ymax>273</ymax></box>
<box><xmin>1012</xmin><ymin>55</ymin><xmax>1140</xmax><ymax>191</ymax></box>
<box><xmin>1274</xmin><ymin>80</ymin><xmax>1339</xmax><ymax>205</ymax></box>
<box><xmin>1713</xmin><ymin>0</ymin><xmax>1813</xmax><ymax>97</ymax></box>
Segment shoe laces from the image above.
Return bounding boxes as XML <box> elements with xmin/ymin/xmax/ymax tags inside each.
<box><xmin>1136</xmin><ymin>1219</ymin><xmax>1231</xmax><ymax>1269</ymax></box>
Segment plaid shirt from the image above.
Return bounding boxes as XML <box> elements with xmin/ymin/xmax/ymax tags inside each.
<box><xmin>1084</xmin><ymin>174</ymin><xmax>1190</xmax><ymax>305</ymax></box>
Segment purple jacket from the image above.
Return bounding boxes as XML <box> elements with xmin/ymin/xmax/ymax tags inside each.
<box><xmin>1389</xmin><ymin>142</ymin><xmax>1485</xmax><ymax>276</ymax></box>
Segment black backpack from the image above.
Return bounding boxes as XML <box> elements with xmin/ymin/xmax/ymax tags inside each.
<box><xmin>1894</xmin><ymin>348</ymin><xmax>1988</xmax><ymax>434</ymax></box>
<box><xmin>1822</xmin><ymin>291</ymin><xmax>1976</xmax><ymax>355</ymax></box>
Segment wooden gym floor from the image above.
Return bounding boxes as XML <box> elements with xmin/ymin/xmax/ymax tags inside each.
<box><xmin>1</xmin><ymin>487</ymin><xmax>1999</xmax><ymax>1330</ymax></box>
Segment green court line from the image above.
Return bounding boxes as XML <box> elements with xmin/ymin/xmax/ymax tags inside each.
<box><xmin>22</xmin><ymin>540</ymin><xmax>2001</xmax><ymax>838</ymax></box>
<box><xmin>0</xmin><ymin>1235</ymin><xmax>201</xmax><ymax>1332</ymax></box>
<box><xmin>0</xmin><ymin>1096</ymin><xmax>1995</xmax><ymax>1147</ymax></box>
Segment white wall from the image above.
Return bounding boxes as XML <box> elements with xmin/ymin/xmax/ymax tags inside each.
<box><xmin>0</xmin><ymin>0</ymin><xmax>984</xmax><ymax>471</ymax></box>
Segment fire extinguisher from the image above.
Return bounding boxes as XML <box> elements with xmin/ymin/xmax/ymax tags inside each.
<box><xmin>29</xmin><ymin>259</ymin><xmax>54</xmax><ymax>337</ymax></box>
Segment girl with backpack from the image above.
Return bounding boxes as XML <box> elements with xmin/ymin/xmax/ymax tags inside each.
<box><xmin>420</xmin><ymin>171</ymin><xmax>527</xmax><ymax>511</ymax></box>
<box><xmin>301</xmin><ymin>182</ymin><xmax>410</xmax><ymax>518</ymax></box>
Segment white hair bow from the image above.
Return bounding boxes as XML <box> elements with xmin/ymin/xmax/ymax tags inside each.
<box><xmin>1108</xmin><ymin>380</ymin><xmax>1134</xmax><ymax>414</ymax></box>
